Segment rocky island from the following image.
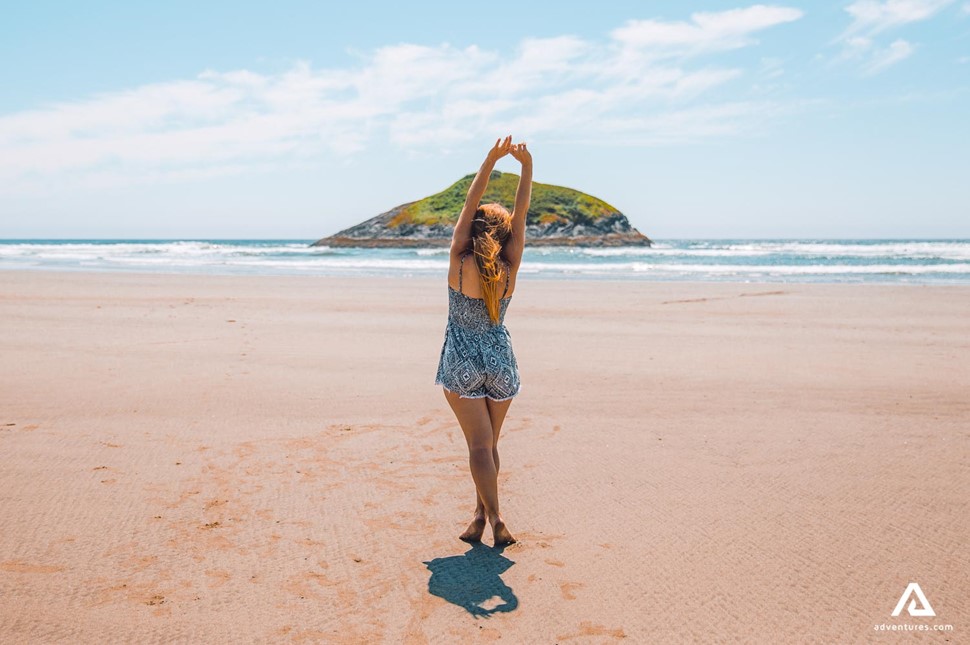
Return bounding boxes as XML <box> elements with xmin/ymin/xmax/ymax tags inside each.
<box><xmin>311</xmin><ymin>171</ymin><xmax>651</xmax><ymax>248</ymax></box>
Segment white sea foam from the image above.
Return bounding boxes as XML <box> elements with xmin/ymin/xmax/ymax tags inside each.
<box><xmin>2</xmin><ymin>240</ymin><xmax>969</xmax><ymax>283</ymax></box>
<box><xmin>576</xmin><ymin>247</ymin><xmax>771</xmax><ymax>257</ymax></box>
<box><xmin>0</xmin><ymin>241</ymin><xmax>330</xmax><ymax>259</ymax></box>
<box><xmin>574</xmin><ymin>241</ymin><xmax>970</xmax><ymax>260</ymax></box>
<box><xmin>695</xmin><ymin>241</ymin><xmax>970</xmax><ymax>260</ymax></box>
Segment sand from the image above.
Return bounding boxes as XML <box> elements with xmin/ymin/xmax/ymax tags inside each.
<box><xmin>0</xmin><ymin>269</ymin><xmax>967</xmax><ymax>643</ymax></box>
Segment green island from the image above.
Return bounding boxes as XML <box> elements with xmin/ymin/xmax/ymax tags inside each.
<box><xmin>312</xmin><ymin>171</ymin><xmax>651</xmax><ymax>247</ymax></box>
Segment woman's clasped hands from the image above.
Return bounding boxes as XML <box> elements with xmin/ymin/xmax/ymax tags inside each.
<box><xmin>487</xmin><ymin>135</ymin><xmax>530</xmax><ymax>165</ymax></box>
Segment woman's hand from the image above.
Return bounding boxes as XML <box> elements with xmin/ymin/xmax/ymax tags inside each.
<box><xmin>486</xmin><ymin>135</ymin><xmax>514</xmax><ymax>162</ymax></box>
<box><xmin>510</xmin><ymin>141</ymin><xmax>532</xmax><ymax>165</ymax></box>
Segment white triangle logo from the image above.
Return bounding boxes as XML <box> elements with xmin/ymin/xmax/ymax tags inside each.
<box><xmin>891</xmin><ymin>582</ymin><xmax>936</xmax><ymax>617</ymax></box>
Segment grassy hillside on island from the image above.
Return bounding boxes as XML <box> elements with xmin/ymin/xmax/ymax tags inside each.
<box><xmin>312</xmin><ymin>171</ymin><xmax>651</xmax><ymax>247</ymax></box>
<box><xmin>388</xmin><ymin>171</ymin><xmax>622</xmax><ymax>228</ymax></box>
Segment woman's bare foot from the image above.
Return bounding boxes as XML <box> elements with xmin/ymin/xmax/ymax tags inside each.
<box><xmin>459</xmin><ymin>515</ymin><xmax>486</xmax><ymax>542</ymax></box>
<box><xmin>489</xmin><ymin>515</ymin><xmax>516</xmax><ymax>546</ymax></box>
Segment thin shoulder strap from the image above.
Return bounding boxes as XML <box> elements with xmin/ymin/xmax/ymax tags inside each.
<box><xmin>502</xmin><ymin>259</ymin><xmax>511</xmax><ymax>298</ymax></box>
<box><xmin>458</xmin><ymin>251</ymin><xmax>467</xmax><ymax>294</ymax></box>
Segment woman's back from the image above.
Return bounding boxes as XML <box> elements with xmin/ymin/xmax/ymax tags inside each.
<box><xmin>448</xmin><ymin>252</ymin><xmax>518</xmax><ymax>300</ymax></box>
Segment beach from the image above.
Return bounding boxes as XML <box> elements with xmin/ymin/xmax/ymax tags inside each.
<box><xmin>1</xmin><ymin>269</ymin><xmax>967</xmax><ymax>642</ymax></box>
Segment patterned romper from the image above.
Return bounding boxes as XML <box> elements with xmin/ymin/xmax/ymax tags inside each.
<box><xmin>434</xmin><ymin>252</ymin><xmax>521</xmax><ymax>401</ymax></box>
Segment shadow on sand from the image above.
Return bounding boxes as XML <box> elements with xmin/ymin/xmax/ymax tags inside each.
<box><xmin>422</xmin><ymin>542</ymin><xmax>518</xmax><ymax>617</ymax></box>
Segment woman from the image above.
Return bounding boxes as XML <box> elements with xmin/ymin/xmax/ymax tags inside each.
<box><xmin>434</xmin><ymin>135</ymin><xmax>532</xmax><ymax>547</ymax></box>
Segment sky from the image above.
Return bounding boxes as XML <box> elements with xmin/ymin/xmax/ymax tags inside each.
<box><xmin>1</xmin><ymin>0</ymin><xmax>968</xmax><ymax>239</ymax></box>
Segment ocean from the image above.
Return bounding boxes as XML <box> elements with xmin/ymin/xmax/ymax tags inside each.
<box><xmin>1</xmin><ymin>239</ymin><xmax>969</xmax><ymax>285</ymax></box>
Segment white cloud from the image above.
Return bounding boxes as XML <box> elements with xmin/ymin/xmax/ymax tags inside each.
<box><xmin>0</xmin><ymin>6</ymin><xmax>805</xmax><ymax>194</ymax></box>
<box><xmin>864</xmin><ymin>38</ymin><xmax>916</xmax><ymax>72</ymax></box>
<box><xmin>846</xmin><ymin>36</ymin><xmax>874</xmax><ymax>50</ymax></box>
<box><xmin>611</xmin><ymin>5</ymin><xmax>803</xmax><ymax>56</ymax></box>
<box><xmin>836</xmin><ymin>1</ymin><xmax>952</xmax><ymax>72</ymax></box>
<box><xmin>844</xmin><ymin>0</ymin><xmax>954</xmax><ymax>34</ymax></box>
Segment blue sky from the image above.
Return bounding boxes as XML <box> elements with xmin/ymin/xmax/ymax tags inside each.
<box><xmin>1</xmin><ymin>0</ymin><xmax>968</xmax><ymax>239</ymax></box>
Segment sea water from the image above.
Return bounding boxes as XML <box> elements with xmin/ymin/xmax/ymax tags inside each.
<box><xmin>1</xmin><ymin>239</ymin><xmax>969</xmax><ymax>285</ymax></box>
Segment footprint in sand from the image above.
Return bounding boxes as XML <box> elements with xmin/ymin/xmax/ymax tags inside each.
<box><xmin>559</xmin><ymin>581</ymin><xmax>585</xmax><ymax>600</ymax></box>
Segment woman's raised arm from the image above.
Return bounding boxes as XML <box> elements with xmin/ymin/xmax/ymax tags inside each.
<box><xmin>503</xmin><ymin>142</ymin><xmax>532</xmax><ymax>268</ymax></box>
<box><xmin>451</xmin><ymin>136</ymin><xmax>513</xmax><ymax>257</ymax></box>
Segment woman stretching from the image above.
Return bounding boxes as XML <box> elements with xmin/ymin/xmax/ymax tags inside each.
<box><xmin>434</xmin><ymin>135</ymin><xmax>532</xmax><ymax>546</ymax></box>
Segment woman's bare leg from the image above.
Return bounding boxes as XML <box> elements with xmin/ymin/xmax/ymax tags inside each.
<box><xmin>483</xmin><ymin>397</ymin><xmax>515</xmax><ymax>544</ymax></box>
<box><xmin>473</xmin><ymin>397</ymin><xmax>513</xmax><ymax>516</ymax></box>
<box><xmin>444</xmin><ymin>389</ymin><xmax>515</xmax><ymax>545</ymax></box>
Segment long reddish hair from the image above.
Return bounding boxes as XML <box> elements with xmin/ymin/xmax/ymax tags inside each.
<box><xmin>471</xmin><ymin>203</ymin><xmax>513</xmax><ymax>324</ymax></box>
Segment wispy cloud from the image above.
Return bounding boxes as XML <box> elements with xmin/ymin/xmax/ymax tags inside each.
<box><xmin>610</xmin><ymin>5</ymin><xmax>803</xmax><ymax>55</ymax></box>
<box><xmin>864</xmin><ymin>38</ymin><xmax>916</xmax><ymax>72</ymax></box>
<box><xmin>844</xmin><ymin>0</ymin><xmax>954</xmax><ymax>34</ymax></box>
<box><xmin>835</xmin><ymin>0</ymin><xmax>954</xmax><ymax>72</ymax></box>
<box><xmin>0</xmin><ymin>5</ymin><xmax>805</xmax><ymax>194</ymax></box>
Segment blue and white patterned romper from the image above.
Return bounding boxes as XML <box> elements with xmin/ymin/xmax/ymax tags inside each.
<box><xmin>434</xmin><ymin>251</ymin><xmax>521</xmax><ymax>401</ymax></box>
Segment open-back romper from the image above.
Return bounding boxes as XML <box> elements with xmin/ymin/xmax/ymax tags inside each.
<box><xmin>434</xmin><ymin>251</ymin><xmax>521</xmax><ymax>401</ymax></box>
